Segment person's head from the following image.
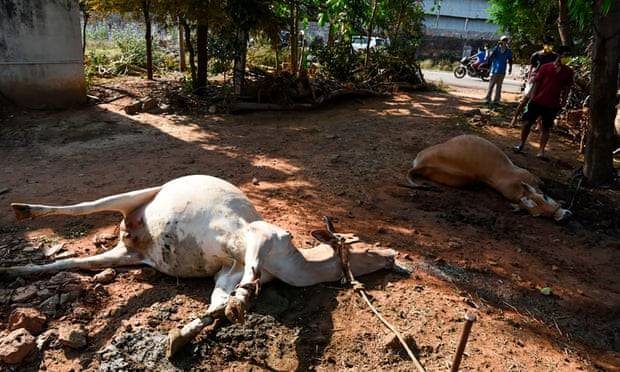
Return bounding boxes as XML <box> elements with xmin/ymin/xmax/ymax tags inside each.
<box><xmin>500</xmin><ymin>35</ymin><xmax>509</xmax><ymax>46</ymax></box>
<box><xmin>556</xmin><ymin>45</ymin><xmax>572</xmax><ymax>66</ymax></box>
<box><xmin>542</xmin><ymin>35</ymin><xmax>554</xmax><ymax>53</ymax></box>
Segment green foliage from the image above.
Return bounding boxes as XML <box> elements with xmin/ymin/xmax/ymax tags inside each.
<box><xmin>248</xmin><ymin>43</ymin><xmax>277</xmax><ymax>67</ymax></box>
<box><xmin>488</xmin><ymin>0</ymin><xmax>558</xmax><ymax>57</ymax></box>
<box><xmin>568</xmin><ymin>0</ymin><xmax>613</xmax><ymax>30</ymax></box>
<box><xmin>314</xmin><ymin>42</ymin><xmax>361</xmax><ymax>81</ymax></box>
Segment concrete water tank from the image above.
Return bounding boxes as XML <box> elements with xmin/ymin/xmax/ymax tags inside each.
<box><xmin>0</xmin><ymin>0</ymin><xmax>86</xmax><ymax>108</ymax></box>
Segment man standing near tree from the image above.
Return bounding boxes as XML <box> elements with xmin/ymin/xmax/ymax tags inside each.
<box><xmin>484</xmin><ymin>35</ymin><xmax>513</xmax><ymax>105</ymax></box>
<box><xmin>513</xmin><ymin>46</ymin><xmax>574</xmax><ymax>160</ymax></box>
<box><xmin>510</xmin><ymin>36</ymin><xmax>559</xmax><ymax>127</ymax></box>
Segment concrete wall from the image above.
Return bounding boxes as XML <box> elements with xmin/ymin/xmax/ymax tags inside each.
<box><xmin>0</xmin><ymin>0</ymin><xmax>85</xmax><ymax>108</ymax></box>
<box><xmin>420</xmin><ymin>0</ymin><xmax>500</xmax><ymax>61</ymax></box>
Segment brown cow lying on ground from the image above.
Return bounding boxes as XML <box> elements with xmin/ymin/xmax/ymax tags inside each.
<box><xmin>5</xmin><ymin>175</ymin><xmax>406</xmax><ymax>356</ymax></box>
<box><xmin>406</xmin><ymin>135</ymin><xmax>572</xmax><ymax>221</ymax></box>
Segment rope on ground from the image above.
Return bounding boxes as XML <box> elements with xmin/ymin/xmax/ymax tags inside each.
<box><xmin>568</xmin><ymin>169</ymin><xmax>585</xmax><ymax>211</ymax></box>
<box><xmin>322</xmin><ymin>216</ymin><xmax>426</xmax><ymax>372</ymax></box>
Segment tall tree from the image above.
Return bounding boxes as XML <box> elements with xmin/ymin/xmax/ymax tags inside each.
<box><xmin>178</xmin><ymin>19</ymin><xmax>186</xmax><ymax>72</ymax></box>
<box><xmin>196</xmin><ymin>21</ymin><xmax>208</xmax><ymax>91</ymax></box>
<box><xmin>558</xmin><ymin>0</ymin><xmax>573</xmax><ymax>47</ymax></box>
<box><xmin>79</xmin><ymin>0</ymin><xmax>91</xmax><ymax>54</ymax></box>
<box><xmin>364</xmin><ymin>0</ymin><xmax>378</xmax><ymax>66</ymax></box>
<box><xmin>583</xmin><ymin>0</ymin><xmax>619</xmax><ymax>184</ymax></box>
<box><xmin>142</xmin><ymin>0</ymin><xmax>153</xmax><ymax>80</ymax></box>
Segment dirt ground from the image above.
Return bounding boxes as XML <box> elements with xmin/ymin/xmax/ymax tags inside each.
<box><xmin>1</xmin><ymin>77</ymin><xmax>619</xmax><ymax>371</ymax></box>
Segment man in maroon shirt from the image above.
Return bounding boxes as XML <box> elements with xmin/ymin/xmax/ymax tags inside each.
<box><xmin>514</xmin><ymin>46</ymin><xmax>574</xmax><ymax>160</ymax></box>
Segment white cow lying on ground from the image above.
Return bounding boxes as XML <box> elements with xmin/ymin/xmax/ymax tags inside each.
<box><xmin>406</xmin><ymin>135</ymin><xmax>572</xmax><ymax>221</ymax></box>
<box><xmin>5</xmin><ymin>175</ymin><xmax>402</xmax><ymax>356</ymax></box>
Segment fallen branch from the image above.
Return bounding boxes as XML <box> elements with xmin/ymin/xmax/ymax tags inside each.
<box><xmin>322</xmin><ymin>216</ymin><xmax>426</xmax><ymax>372</ymax></box>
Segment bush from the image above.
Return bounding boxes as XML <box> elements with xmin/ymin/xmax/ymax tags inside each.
<box><xmin>314</xmin><ymin>42</ymin><xmax>362</xmax><ymax>81</ymax></box>
<box><xmin>248</xmin><ymin>44</ymin><xmax>277</xmax><ymax>68</ymax></box>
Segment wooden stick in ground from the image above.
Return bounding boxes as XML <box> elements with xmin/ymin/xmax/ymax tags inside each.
<box><xmin>322</xmin><ymin>216</ymin><xmax>426</xmax><ymax>372</ymax></box>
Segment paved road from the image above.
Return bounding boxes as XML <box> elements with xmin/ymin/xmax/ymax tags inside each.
<box><xmin>422</xmin><ymin>69</ymin><xmax>522</xmax><ymax>94</ymax></box>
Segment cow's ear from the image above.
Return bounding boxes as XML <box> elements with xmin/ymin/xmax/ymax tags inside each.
<box><xmin>311</xmin><ymin>230</ymin><xmax>333</xmax><ymax>243</ymax></box>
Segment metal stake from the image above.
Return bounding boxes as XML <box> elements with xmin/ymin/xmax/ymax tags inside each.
<box><xmin>450</xmin><ymin>311</ymin><xmax>477</xmax><ymax>372</ymax></box>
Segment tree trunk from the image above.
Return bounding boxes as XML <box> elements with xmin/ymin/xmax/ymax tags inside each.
<box><xmin>557</xmin><ymin>0</ymin><xmax>573</xmax><ymax>47</ymax></box>
<box><xmin>82</xmin><ymin>11</ymin><xmax>89</xmax><ymax>55</ymax></box>
<box><xmin>181</xmin><ymin>19</ymin><xmax>196</xmax><ymax>83</ymax></box>
<box><xmin>142</xmin><ymin>0</ymin><xmax>153</xmax><ymax>80</ymax></box>
<box><xmin>196</xmin><ymin>23</ymin><xmax>208</xmax><ymax>92</ymax></box>
<box><xmin>289</xmin><ymin>0</ymin><xmax>299</xmax><ymax>74</ymax></box>
<box><xmin>327</xmin><ymin>21</ymin><xmax>334</xmax><ymax>47</ymax></box>
<box><xmin>365</xmin><ymin>0</ymin><xmax>378</xmax><ymax>66</ymax></box>
<box><xmin>233</xmin><ymin>28</ymin><xmax>249</xmax><ymax>95</ymax></box>
<box><xmin>179</xmin><ymin>21</ymin><xmax>186</xmax><ymax>72</ymax></box>
<box><xmin>272</xmin><ymin>36</ymin><xmax>281</xmax><ymax>73</ymax></box>
<box><xmin>393</xmin><ymin>0</ymin><xmax>406</xmax><ymax>37</ymax></box>
<box><xmin>584</xmin><ymin>0</ymin><xmax>620</xmax><ymax>185</ymax></box>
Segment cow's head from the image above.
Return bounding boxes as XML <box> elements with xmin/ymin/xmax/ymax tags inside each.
<box><xmin>311</xmin><ymin>230</ymin><xmax>410</xmax><ymax>275</ymax></box>
<box><xmin>516</xmin><ymin>182</ymin><xmax>572</xmax><ymax>221</ymax></box>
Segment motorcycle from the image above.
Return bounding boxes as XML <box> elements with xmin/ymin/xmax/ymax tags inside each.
<box><xmin>453</xmin><ymin>56</ymin><xmax>490</xmax><ymax>81</ymax></box>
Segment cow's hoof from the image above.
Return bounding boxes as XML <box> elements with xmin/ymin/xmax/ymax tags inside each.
<box><xmin>167</xmin><ymin>328</ymin><xmax>187</xmax><ymax>359</ymax></box>
<box><xmin>225</xmin><ymin>297</ymin><xmax>246</xmax><ymax>324</ymax></box>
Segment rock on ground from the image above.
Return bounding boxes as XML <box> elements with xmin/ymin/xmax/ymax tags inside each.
<box><xmin>9</xmin><ymin>308</ymin><xmax>47</xmax><ymax>335</ymax></box>
<box><xmin>99</xmin><ymin>329</ymin><xmax>179</xmax><ymax>372</ymax></box>
<box><xmin>93</xmin><ymin>268</ymin><xmax>117</xmax><ymax>284</ymax></box>
<box><xmin>58</xmin><ymin>325</ymin><xmax>87</xmax><ymax>349</ymax></box>
<box><xmin>0</xmin><ymin>328</ymin><xmax>36</xmax><ymax>364</ymax></box>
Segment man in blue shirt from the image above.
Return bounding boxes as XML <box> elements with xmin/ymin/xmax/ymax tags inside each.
<box><xmin>484</xmin><ymin>36</ymin><xmax>513</xmax><ymax>105</ymax></box>
<box><xmin>471</xmin><ymin>46</ymin><xmax>487</xmax><ymax>69</ymax></box>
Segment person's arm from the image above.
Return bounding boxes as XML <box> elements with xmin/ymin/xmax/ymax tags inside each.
<box><xmin>528</xmin><ymin>53</ymin><xmax>538</xmax><ymax>80</ymax></box>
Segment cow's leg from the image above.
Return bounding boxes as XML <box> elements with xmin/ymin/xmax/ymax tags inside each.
<box><xmin>224</xmin><ymin>223</ymin><xmax>276</xmax><ymax>324</ymax></box>
<box><xmin>167</xmin><ymin>262</ymin><xmax>245</xmax><ymax>357</ymax></box>
<box><xmin>11</xmin><ymin>186</ymin><xmax>161</xmax><ymax>220</ymax></box>
<box><xmin>0</xmin><ymin>243</ymin><xmax>144</xmax><ymax>278</ymax></box>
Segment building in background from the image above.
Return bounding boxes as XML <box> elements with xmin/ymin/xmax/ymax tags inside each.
<box><xmin>419</xmin><ymin>0</ymin><xmax>501</xmax><ymax>60</ymax></box>
<box><xmin>0</xmin><ymin>0</ymin><xmax>85</xmax><ymax>108</ymax></box>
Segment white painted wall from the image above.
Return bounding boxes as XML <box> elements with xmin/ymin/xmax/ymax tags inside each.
<box><xmin>0</xmin><ymin>0</ymin><xmax>85</xmax><ymax>108</ymax></box>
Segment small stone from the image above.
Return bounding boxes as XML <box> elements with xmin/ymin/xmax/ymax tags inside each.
<box><xmin>516</xmin><ymin>339</ymin><xmax>525</xmax><ymax>347</ymax></box>
<box><xmin>58</xmin><ymin>325</ymin><xmax>87</xmax><ymax>349</ymax></box>
<box><xmin>73</xmin><ymin>307</ymin><xmax>92</xmax><ymax>321</ymax></box>
<box><xmin>0</xmin><ymin>328</ymin><xmax>36</xmax><ymax>364</ymax></box>
<box><xmin>93</xmin><ymin>268</ymin><xmax>116</xmax><ymax>284</ymax></box>
<box><xmin>551</xmin><ymin>265</ymin><xmax>559</xmax><ymax>271</ymax></box>
<box><xmin>36</xmin><ymin>329</ymin><xmax>58</xmax><ymax>351</ymax></box>
<box><xmin>9</xmin><ymin>308</ymin><xmax>47</xmax><ymax>335</ymax></box>
<box><xmin>49</xmin><ymin>272</ymin><xmax>84</xmax><ymax>285</ymax></box>
<box><xmin>141</xmin><ymin>97</ymin><xmax>158</xmax><ymax>113</ymax></box>
<box><xmin>383</xmin><ymin>332</ymin><xmax>418</xmax><ymax>356</ymax></box>
<box><xmin>12</xmin><ymin>286</ymin><xmax>37</xmax><ymax>303</ymax></box>
<box><xmin>208</xmin><ymin>105</ymin><xmax>217</xmax><ymax>114</ymax></box>
<box><xmin>124</xmin><ymin>100</ymin><xmax>142</xmax><ymax>115</ymax></box>
<box><xmin>252</xmin><ymin>177</ymin><xmax>260</xmax><ymax>185</ymax></box>
<box><xmin>39</xmin><ymin>294</ymin><xmax>60</xmax><ymax>316</ymax></box>
<box><xmin>60</xmin><ymin>291</ymin><xmax>80</xmax><ymax>305</ymax></box>
<box><xmin>37</xmin><ymin>288</ymin><xmax>52</xmax><ymax>298</ymax></box>
<box><xmin>41</xmin><ymin>243</ymin><xmax>65</xmax><ymax>257</ymax></box>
